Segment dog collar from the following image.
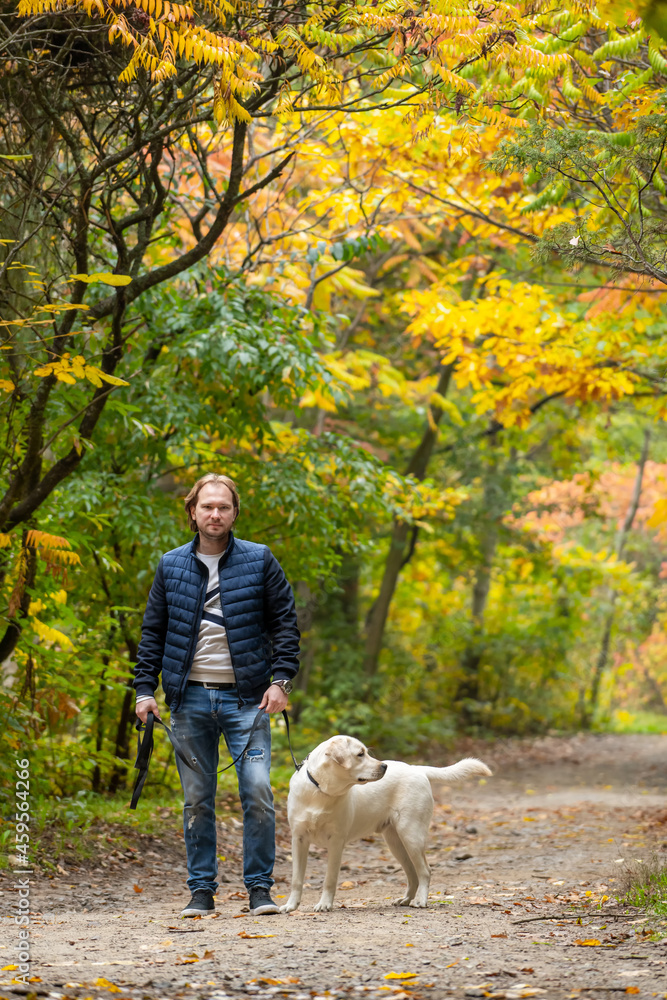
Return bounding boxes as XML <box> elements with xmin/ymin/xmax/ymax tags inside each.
<box><xmin>306</xmin><ymin>768</ymin><xmax>321</xmax><ymax>789</ymax></box>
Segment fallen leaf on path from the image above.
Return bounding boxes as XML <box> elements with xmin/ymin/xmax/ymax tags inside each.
<box><xmin>491</xmin><ymin>933</ymin><xmax>507</xmax><ymax>938</ymax></box>
<box><xmin>469</xmin><ymin>897</ymin><xmax>490</xmax><ymax>904</ymax></box>
<box><xmin>384</xmin><ymin>972</ymin><xmax>418</xmax><ymax>980</ymax></box>
<box><xmin>254</xmin><ymin>977</ymin><xmax>300</xmax><ymax>984</ymax></box>
<box><xmin>202</xmin><ymin>950</ymin><xmax>215</xmax><ymax>959</ymax></box>
<box><xmin>176</xmin><ymin>952</ymin><xmax>199</xmax><ymax>964</ymax></box>
<box><xmin>94</xmin><ymin>978</ymin><xmax>122</xmax><ymax>992</ymax></box>
<box><xmin>625</xmin><ymin>990</ymin><xmax>640</xmax><ymax>996</ymax></box>
<box><xmin>340</xmin><ymin>880</ymin><xmax>355</xmax><ymax>889</ymax></box>
<box><xmin>520</xmin><ymin>967</ymin><xmax>534</xmax><ymax>973</ymax></box>
<box><xmin>1</xmin><ymin>966</ymin><xmax>18</xmax><ymax>972</ymax></box>
<box><xmin>573</xmin><ymin>939</ymin><xmax>601</xmax><ymax>946</ymax></box>
<box><xmin>133</xmin><ymin>884</ymin><xmax>143</xmax><ymax>893</ymax></box>
<box><xmin>238</xmin><ymin>931</ymin><xmax>275</xmax><ymax>939</ymax></box>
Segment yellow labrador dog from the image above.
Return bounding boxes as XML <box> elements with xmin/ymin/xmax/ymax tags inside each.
<box><xmin>281</xmin><ymin>735</ymin><xmax>492</xmax><ymax>912</ymax></box>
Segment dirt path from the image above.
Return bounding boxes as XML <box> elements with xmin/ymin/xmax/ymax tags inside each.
<box><xmin>2</xmin><ymin>733</ymin><xmax>667</xmax><ymax>1000</ymax></box>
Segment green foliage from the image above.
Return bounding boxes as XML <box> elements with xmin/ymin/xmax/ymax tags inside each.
<box><xmin>0</xmin><ymin>270</ymin><xmax>441</xmax><ymax>799</ymax></box>
<box><xmin>4</xmin><ymin>0</ymin><xmax>667</xmax><ymax>815</ymax></box>
<box><xmin>619</xmin><ymin>856</ymin><xmax>667</xmax><ymax>916</ymax></box>
<box><xmin>490</xmin><ymin>114</ymin><xmax>667</xmax><ymax>283</ymax></box>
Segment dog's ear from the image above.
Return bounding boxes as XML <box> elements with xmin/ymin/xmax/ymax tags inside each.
<box><xmin>325</xmin><ymin>739</ymin><xmax>350</xmax><ymax>767</ymax></box>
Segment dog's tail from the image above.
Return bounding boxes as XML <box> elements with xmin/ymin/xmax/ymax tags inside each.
<box><xmin>414</xmin><ymin>758</ymin><xmax>492</xmax><ymax>785</ymax></box>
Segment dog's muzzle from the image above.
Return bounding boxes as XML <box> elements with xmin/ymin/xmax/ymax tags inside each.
<box><xmin>358</xmin><ymin>763</ymin><xmax>388</xmax><ymax>783</ymax></box>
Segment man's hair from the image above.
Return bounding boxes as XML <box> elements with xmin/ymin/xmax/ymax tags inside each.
<box><xmin>184</xmin><ymin>473</ymin><xmax>241</xmax><ymax>532</ymax></box>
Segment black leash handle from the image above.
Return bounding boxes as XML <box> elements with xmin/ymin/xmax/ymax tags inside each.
<box><xmin>130</xmin><ymin>707</ymin><xmax>298</xmax><ymax>809</ymax></box>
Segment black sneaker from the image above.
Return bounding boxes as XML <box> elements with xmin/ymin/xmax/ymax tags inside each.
<box><xmin>248</xmin><ymin>886</ymin><xmax>280</xmax><ymax>915</ymax></box>
<box><xmin>181</xmin><ymin>888</ymin><xmax>215</xmax><ymax>917</ymax></box>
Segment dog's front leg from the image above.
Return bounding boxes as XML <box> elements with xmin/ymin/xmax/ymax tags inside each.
<box><xmin>280</xmin><ymin>831</ymin><xmax>310</xmax><ymax>913</ymax></box>
<box><xmin>313</xmin><ymin>839</ymin><xmax>345</xmax><ymax>912</ymax></box>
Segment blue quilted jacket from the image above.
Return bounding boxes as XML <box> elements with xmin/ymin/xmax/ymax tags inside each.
<box><xmin>134</xmin><ymin>533</ymin><xmax>300</xmax><ymax>710</ymax></box>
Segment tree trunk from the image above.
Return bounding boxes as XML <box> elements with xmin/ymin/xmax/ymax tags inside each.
<box><xmin>363</xmin><ymin>364</ymin><xmax>453</xmax><ymax>677</ymax></box>
<box><xmin>291</xmin><ymin>581</ymin><xmax>316</xmax><ymax>722</ymax></box>
<box><xmin>92</xmin><ymin>661</ymin><xmax>107</xmax><ymax>794</ymax></box>
<box><xmin>340</xmin><ymin>560</ymin><xmax>360</xmax><ymax>627</ymax></box>
<box><xmin>642</xmin><ymin>665</ymin><xmax>667</xmax><ymax>713</ymax></box>
<box><xmin>108</xmin><ymin>634</ymin><xmax>139</xmax><ymax>793</ymax></box>
<box><xmin>585</xmin><ymin>428</ymin><xmax>650</xmax><ymax>725</ymax></box>
<box><xmin>455</xmin><ymin>455</ymin><xmax>500</xmax><ymax>718</ymax></box>
<box><xmin>107</xmin><ymin>681</ymin><xmax>136</xmax><ymax>794</ymax></box>
<box><xmin>0</xmin><ymin>533</ymin><xmax>37</xmax><ymax>664</ymax></box>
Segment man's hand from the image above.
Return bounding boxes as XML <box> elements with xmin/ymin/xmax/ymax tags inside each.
<box><xmin>136</xmin><ymin>697</ymin><xmax>162</xmax><ymax>724</ymax></box>
<box><xmin>259</xmin><ymin>683</ymin><xmax>289</xmax><ymax>715</ymax></box>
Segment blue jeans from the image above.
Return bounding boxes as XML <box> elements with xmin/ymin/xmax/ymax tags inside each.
<box><xmin>171</xmin><ymin>684</ymin><xmax>275</xmax><ymax>894</ymax></box>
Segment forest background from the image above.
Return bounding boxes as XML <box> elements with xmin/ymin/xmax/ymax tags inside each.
<box><xmin>1</xmin><ymin>0</ymin><xmax>667</xmax><ymax>839</ymax></box>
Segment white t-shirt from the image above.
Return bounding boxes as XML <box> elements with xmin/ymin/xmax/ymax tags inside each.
<box><xmin>188</xmin><ymin>549</ymin><xmax>235</xmax><ymax>684</ymax></box>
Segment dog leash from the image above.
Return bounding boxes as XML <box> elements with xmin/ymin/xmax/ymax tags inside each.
<box><xmin>130</xmin><ymin>708</ymin><xmax>300</xmax><ymax>809</ymax></box>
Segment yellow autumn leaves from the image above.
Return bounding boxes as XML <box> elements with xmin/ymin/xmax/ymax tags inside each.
<box><xmin>33</xmin><ymin>354</ymin><xmax>129</xmax><ymax>389</ymax></box>
<box><xmin>1</xmin><ymin>271</ymin><xmax>131</xmax><ymax>394</ymax></box>
<box><xmin>0</xmin><ymin>353</ymin><xmax>129</xmax><ymax>396</ymax></box>
<box><xmin>403</xmin><ymin>276</ymin><xmax>647</xmax><ymax>428</ymax></box>
<box><xmin>16</xmin><ymin>0</ymin><xmax>661</xmax><ymax>132</ymax></box>
<box><xmin>4</xmin><ymin>532</ymin><xmax>80</xmax><ymax>652</ymax></box>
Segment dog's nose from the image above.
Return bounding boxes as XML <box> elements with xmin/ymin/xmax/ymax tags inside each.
<box><xmin>381</xmin><ymin>763</ymin><xmax>388</xmax><ymax>773</ymax></box>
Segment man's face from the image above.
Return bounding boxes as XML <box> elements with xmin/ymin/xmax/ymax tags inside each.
<box><xmin>191</xmin><ymin>483</ymin><xmax>237</xmax><ymax>542</ymax></box>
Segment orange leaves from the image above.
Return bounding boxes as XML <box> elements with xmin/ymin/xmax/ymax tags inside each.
<box><xmin>26</xmin><ymin>529</ymin><xmax>73</xmax><ymax>552</ymax></box>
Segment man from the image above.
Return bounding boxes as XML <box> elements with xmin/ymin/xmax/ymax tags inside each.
<box><xmin>134</xmin><ymin>473</ymin><xmax>299</xmax><ymax>918</ymax></box>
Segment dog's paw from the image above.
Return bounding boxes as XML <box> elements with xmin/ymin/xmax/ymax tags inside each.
<box><xmin>280</xmin><ymin>902</ymin><xmax>299</xmax><ymax>913</ymax></box>
<box><xmin>392</xmin><ymin>896</ymin><xmax>412</xmax><ymax>906</ymax></box>
<box><xmin>409</xmin><ymin>898</ymin><xmax>428</xmax><ymax>908</ymax></box>
<box><xmin>313</xmin><ymin>899</ymin><xmax>334</xmax><ymax>912</ymax></box>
